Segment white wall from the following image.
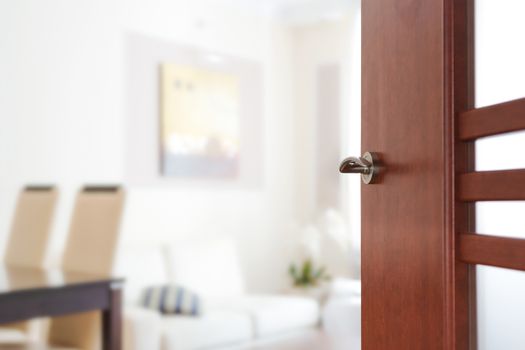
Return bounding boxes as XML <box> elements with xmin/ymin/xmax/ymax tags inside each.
<box><xmin>118</xmin><ymin>1</ymin><xmax>299</xmax><ymax>293</ymax></box>
<box><xmin>0</xmin><ymin>0</ymin><xmax>298</xmax><ymax>293</ymax></box>
<box><xmin>0</xmin><ymin>0</ymin><xmax>124</xmax><ymax>269</ymax></box>
<box><xmin>292</xmin><ymin>19</ymin><xmax>351</xmax><ymax>220</ymax></box>
<box><xmin>0</xmin><ymin>0</ymin><xmax>361</xmax><ymax>294</ymax></box>
<box><xmin>475</xmin><ymin>0</ymin><xmax>525</xmax><ymax>348</ymax></box>
<box><xmin>290</xmin><ymin>9</ymin><xmax>361</xmax><ymax>277</ymax></box>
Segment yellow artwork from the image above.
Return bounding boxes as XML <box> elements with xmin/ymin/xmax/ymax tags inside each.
<box><xmin>160</xmin><ymin>64</ymin><xmax>240</xmax><ymax>178</ymax></box>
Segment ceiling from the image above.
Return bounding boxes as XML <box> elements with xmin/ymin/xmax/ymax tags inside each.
<box><xmin>206</xmin><ymin>0</ymin><xmax>355</xmax><ymax>23</ymax></box>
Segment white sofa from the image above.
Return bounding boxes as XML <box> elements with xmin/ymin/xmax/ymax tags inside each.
<box><xmin>116</xmin><ymin>238</ymin><xmax>320</xmax><ymax>350</ymax></box>
<box><xmin>322</xmin><ymin>278</ymin><xmax>361</xmax><ymax>349</ymax></box>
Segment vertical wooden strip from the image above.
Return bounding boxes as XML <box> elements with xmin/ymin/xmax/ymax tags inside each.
<box><xmin>445</xmin><ymin>0</ymin><xmax>475</xmax><ymax>349</ymax></box>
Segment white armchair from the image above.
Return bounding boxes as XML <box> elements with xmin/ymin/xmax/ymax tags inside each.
<box><xmin>322</xmin><ymin>278</ymin><xmax>361</xmax><ymax>348</ymax></box>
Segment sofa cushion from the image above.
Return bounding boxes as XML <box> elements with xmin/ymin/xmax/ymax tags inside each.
<box><xmin>322</xmin><ymin>296</ymin><xmax>361</xmax><ymax>337</ymax></box>
<box><xmin>161</xmin><ymin>310</ymin><xmax>252</xmax><ymax>350</ymax></box>
<box><xmin>207</xmin><ymin>295</ymin><xmax>320</xmax><ymax>338</ymax></box>
<box><xmin>124</xmin><ymin>307</ymin><xmax>163</xmax><ymax>350</ymax></box>
<box><xmin>165</xmin><ymin>238</ymin><xmax>245</xmax><ymax>297</ymax></box>
<box><xmin>329</xmin><ymin>278</ymin><xmax>361</xmax><ymax>297</ymax></box>
<box><xmin>114</xmin><ymin>244</ymin><xmax>169</xmax><ymax>305</ymax></box>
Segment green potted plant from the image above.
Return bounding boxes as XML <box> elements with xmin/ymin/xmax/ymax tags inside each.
<box><xmin>288</xmin><ymin>259</ymin><xmax>331</xmax><ymax>302</ymax></box>
<box><xmin>289</xmin><ymin>259</ymin><xmax>330</xmax><ymax>288</ymax></box>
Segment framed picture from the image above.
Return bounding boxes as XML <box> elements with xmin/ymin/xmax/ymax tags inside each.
<box><xmin>160</xmin><ymin>64</ymin><xmax>240</xmax><ymax>178</ymax></box>
<box><xmin>125</xmin><ymin>33</ymin><xmax>263</xmax><ymax>187</ymax></box>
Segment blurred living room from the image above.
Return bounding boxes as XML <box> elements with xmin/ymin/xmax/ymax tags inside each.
<box><xmin>0</xmin><ymin>0</ymin><xmax>362</xmax><ymax>349</ymax></box>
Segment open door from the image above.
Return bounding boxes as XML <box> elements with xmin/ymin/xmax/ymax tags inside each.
<box><xmin>347</xmin><ymin>0</ymin><xmax>525</xmax><ymax>348</ymax></box>
<box><xmin>343</xmin><ymin>0</ymin><xmax>474</xmax><ymax>348</ymax></box>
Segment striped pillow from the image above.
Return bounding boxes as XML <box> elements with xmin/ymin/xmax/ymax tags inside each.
<box><xmin>141</xmin><ymin>285</ymin><xmax>202</xmax><ymax>316</ymax></box>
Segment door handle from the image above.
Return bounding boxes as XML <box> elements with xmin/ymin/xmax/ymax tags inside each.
<box><xmin>339</xmin><ymin>151</ymin><xmax>379</xmax><ymax>184</ymax></box>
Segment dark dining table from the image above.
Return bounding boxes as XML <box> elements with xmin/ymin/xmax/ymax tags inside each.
<box><xmin>0</xmin><ymin>265</ymin><xmax>123</xmax><ymax>350</ymax></box>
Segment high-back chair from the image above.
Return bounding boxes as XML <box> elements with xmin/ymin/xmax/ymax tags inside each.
<box><xmin>0</xmin><ymin>186</ymin><xmax>58</xmax><ymax>343</ymax></box>
<box><xmin>47</xmin><ymin>186</ymin><xmax>125</xmax><ymax>350</ymax></box>
<box><xmin>5</xmin><ymin>186</ymin><xmax>58</xmax><ymax>269</ymax></box>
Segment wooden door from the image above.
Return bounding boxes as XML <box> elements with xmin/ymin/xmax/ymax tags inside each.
<box><xmin>360</xmin><ymin>0</ymin><xmax>525</xmax><ymax>348</ymax></box>
<box><xmin>360</xmin><ymin>0</ymin><xmax>474</xmax><ymax>348</ymax></box>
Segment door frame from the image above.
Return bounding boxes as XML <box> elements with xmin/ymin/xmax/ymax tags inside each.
<box><xmin>445</xmin><ymin>0</ymin><xmax>475</xmax><ymax>348</ymax></box>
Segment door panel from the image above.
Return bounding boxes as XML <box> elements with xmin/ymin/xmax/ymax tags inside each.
<box><xmin>361</xmin><ymin>0</ymin><xmax>451</xmax><ymax>348</ymax></box>
<box><xmin>361</xmin><ymin>1</ymin><xmax>525</xmax><ymax>348</ymax></box>
<box><xmin>475</xmin><ymin>0</ymin><xmax>525</xmax><ymax>107</ymax></box>
<box><xmin>477</xmin><ymin>266</ymin><xmax>525</xmax><ymax>350</ymax></box>
<box><xmin>360</xmin><ymin>0</ymin><xmax>475</xmax><ymax>348</ymax></box>
<box><xmin>476</xmin><ymin>132</ymin><xmax>525</xmax><ymax>171</ymax></box>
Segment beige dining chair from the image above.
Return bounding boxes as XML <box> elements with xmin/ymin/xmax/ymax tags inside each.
<box><xmin>0</xmin><ymin>186</ymin><xmax>58</xmax><ymax>343</ymax></box>
<box><xmin>46</xmin><ymin>186</ymin><xmax>125</xmax><ymax>350</ymax></box>
<box><xmin>4</xmin><ymin>186</ymin><xmax>58</xmax><ymax>269</ymax></box>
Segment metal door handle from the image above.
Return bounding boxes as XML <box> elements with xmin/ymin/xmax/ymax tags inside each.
<box><xmin>339</xmin><ymin>151</ymin><xmax>379</xmax><ymax>184</ymax></box>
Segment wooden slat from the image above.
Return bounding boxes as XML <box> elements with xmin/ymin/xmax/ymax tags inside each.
<box><xmin>459</xmin><ymin>233</ymin><xmax>525</xmax><ymax>271</ymax></box>
<box><xmin>458</xmin><ymin>169</ymin><xmax>525</xmax><ymax>201</ymax></box>
<box><xmin>459</xmin><ymin>97</ymin><xmax>525</xmax><ymax>140</ymax></box>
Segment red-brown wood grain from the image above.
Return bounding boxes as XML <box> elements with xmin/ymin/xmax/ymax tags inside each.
<box><xmin>361</xmin><ymin>0</ymin><xmax>473</xmax><ymax>348</ymax></box>
<box><xmin>449</xmin><ymin>0</ymin><xmax>476</xmax><ymax>348</ymax></box>
<box><xmin>458</xmin><ymin>169</ymin><xmax>525</xmax><ymax>201</ymax></box>
<box><xmin>459</xmin><ymin>233</ymin><xmax>525</xmax><ymax>271</ymax></box>
<box><xmin>459</xmin><ymin>98</ymin><xmax>525</xmax><ymax>140</ymax></box>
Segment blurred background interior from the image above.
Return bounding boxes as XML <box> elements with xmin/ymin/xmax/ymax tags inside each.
<box><xmin>0</xmin><ymin>0</ymin><xmax>362</xmax><ymax>349</ymax></box>
<box><xmin>2</xmin><ymin>0</ymin><xmax>525</xmax><ymax>349</ymax></box>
